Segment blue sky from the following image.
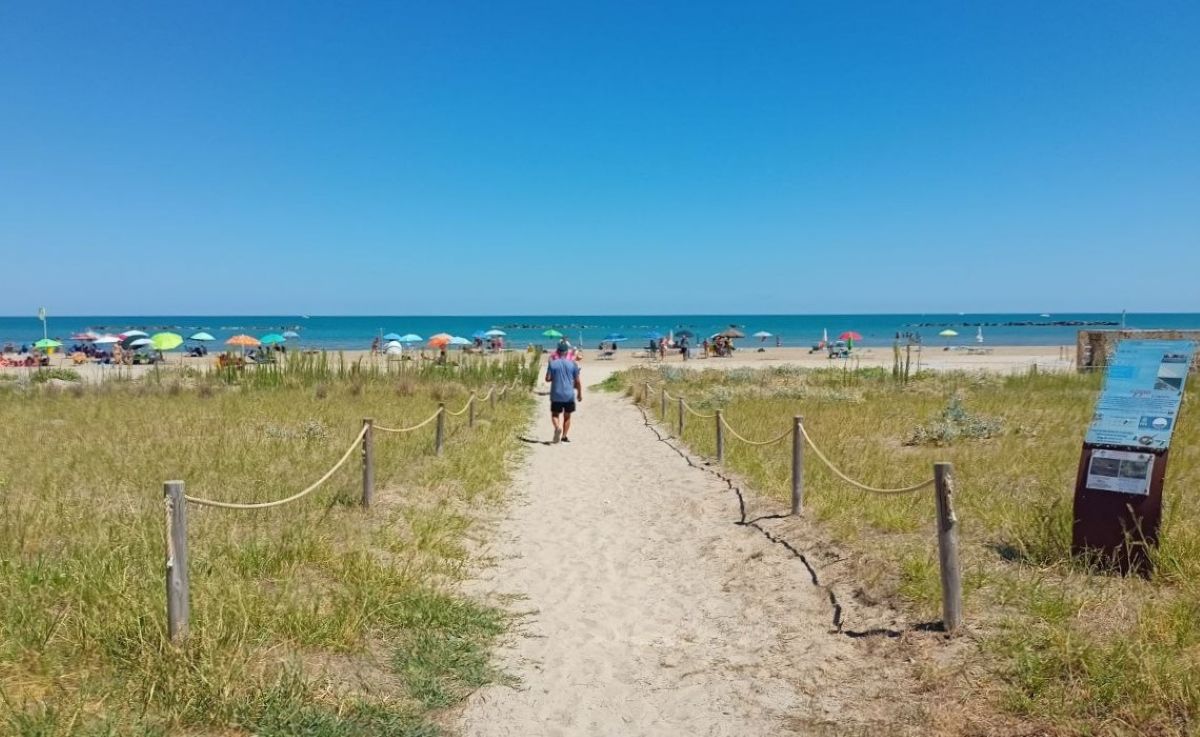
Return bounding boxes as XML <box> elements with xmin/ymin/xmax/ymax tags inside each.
<box><xmin>1</xmin><ymin>1</ymin><xmax>1196</xmax><ymax>315</ymax></box>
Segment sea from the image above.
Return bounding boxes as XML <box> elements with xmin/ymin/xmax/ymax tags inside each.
<box><xmin>3</xmin><ymin>313</ymin><xmax>1200</xmax><ymax>351</ymax></box>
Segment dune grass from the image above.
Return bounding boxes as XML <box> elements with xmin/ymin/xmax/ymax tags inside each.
<box><xmin>609</xmin><ymin>364</ymin><xmax>1200</xmax><ymax>735</ymax></box>
<box><xmin>0</xmin><ymin>357</ymin><xmax>536</xmax><ymax>736</ymax></box>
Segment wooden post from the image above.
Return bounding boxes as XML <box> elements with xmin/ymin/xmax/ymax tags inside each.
<box><xmin>934</xmin><ymin>462</ymin><xmax>963</xmax><ymax>634</ymax></box>
<box><xmin>791</xmin><ymin>416</ymin><xmax>804</xmax><ymax>515</ymax></box>
<box><xmin>164</xmin><ymin>480</ymin><xmax>190</xmax><ymax>643</ymax></box>
<box><xmin>677</xmin><ymin>396</ymin><xmax>685</xmax><ymax>436</ymax></box>
<box><xmin>660</xmin><ymin>387</ymin><xmax>667</xmax><ymax>418</ymax></box>
<box><xmin>715</xmin><ymin>410</ymin><xmax>725</xmax><ymax>463</ymax></box>
<box><xmin>435</xmin><ymin>403</ymin><xmax>445</xmax><ymax>456</ymax></box>
<box><xmin>468</xmin><ymin>394</ymin><xmax>475</xmax><ymax>428</ymax></box>
<box><xmin>361</xmin><ymin>419</ymin><xmax>374</xmax><ymax>507</ymax></box>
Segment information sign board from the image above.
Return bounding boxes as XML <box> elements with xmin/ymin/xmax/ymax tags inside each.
<box><xmin>1084</xmin><ymin>449</ymin><xmax>1154</xmax><ymax>496</ymax></box>
<box><xmin>1084</xmin><ymin>340</ymin><xmax>1195</xmax><ymax>450</ymax></box>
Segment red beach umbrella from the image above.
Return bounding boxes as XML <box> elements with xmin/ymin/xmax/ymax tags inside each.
<box><xmin>838</xmin><ymin>331</ymin><xmax>863</xmax><ymax>341</ymax></box>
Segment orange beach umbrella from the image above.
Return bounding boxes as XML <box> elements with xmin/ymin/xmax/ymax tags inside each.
<box><xmin>428</xmin><ymin>333</ymin><xmax>452</xmax><ymax>347</ymax></box>
<box><xmin>226</xmin><ymin>334</ymin><xmax>261</xmax><ymax>347</ymax></box>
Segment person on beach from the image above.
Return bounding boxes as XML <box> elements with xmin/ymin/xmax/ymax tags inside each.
<box><xmin>545</xmin><ymin>340</ymin><xmax>582</xmax><ymax>443</ymax></box>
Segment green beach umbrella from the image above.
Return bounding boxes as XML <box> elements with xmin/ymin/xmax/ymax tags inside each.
<box><xmin>542</xmin><ymin>329</ymin><xmax>564</xmax><ymax>338</ymax></box>
<box><xmin>260</xmin><ymin>333</ymin><xmax>286</xmax><ymax>345</ymax></box>
<box><xmin>34</xmin><ymin>338</ymin><xmax>61</xmax><ymax>349</ymax></box>
<box><xmin>151</xmin><ymin>332</ymin><xmax>184</xmax><ymax>351</ymax></box>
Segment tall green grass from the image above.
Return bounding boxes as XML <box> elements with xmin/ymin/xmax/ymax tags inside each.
<box><xmin>612</xmin><ymin>365</ymin><xmax>1200</xmax><ymax>735</ymax></box>
<box><xmin>0</xmin><ymin>367</ymin><xmax>533</xmax><ymax>736</ymax></box>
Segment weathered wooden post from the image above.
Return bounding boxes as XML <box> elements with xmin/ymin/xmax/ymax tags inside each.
<box><xmin>791</xmin><ymin>416</ymin><xmax>804</xmax><ymax>515</ymax></box>
<box><xmin>361</xmin><ymin>418</ymin><xmax>374</xmax><ymax>507</ymax></box>
<box><xmin>164</xmin><ymin>480</ymin><xmax>190</xmax><ymax>643</ymax></box>
<box><xmin>660</xmin><ymin>387</ymin><xmax>667</xmax><ymax>418</ymax></box>
<box><xmin>435</xmin><ymin>403</ymin><xmax>446</xmax><ymax>456</ymax></box>
<box><xmin>677</xmin><ymin>396</ymin><xmax>685</xmax><ymax>436</ymax></box>
<box><xmin>934</xmin><ymin>462</ymin><xmax>962</xmax><ymax>633</ymax></box>
<box><xmin>468</xmin><ymin>394</ymin><xmax>476</xmax><ymax>428</ymax></box>
<box><xmin>715</xmin><ymin>410</ymin><xmax>725</xmax><ymax>463</ymax></box>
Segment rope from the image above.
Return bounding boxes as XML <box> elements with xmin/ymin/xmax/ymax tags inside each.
<box><xmin>444</xmin><ymin>394</ymin><xmax>474</xmax><ymax>416</ymax></box>
<box><xmin>185</xmin><ymin>425</ymin><xmax>368</xmax><ymax>509</ymax></box>
<box><xmin>681</xmin><ymin>399</ymin><xmax>716</xmax><ymax>419</ymax></box>
<box><xmin>719</xmin><ymin>416</ymin><xmax>793</xmax><ymax>446</ymax></box>
<box><xmin>374</xmin><ymin>409</ymin><xmax>442</xmax><ymax>434</ymax></box>
<box><xmin>799</xmin><ymin>424</ymin><xmax>935</xmax><ymax>495</ymax></box>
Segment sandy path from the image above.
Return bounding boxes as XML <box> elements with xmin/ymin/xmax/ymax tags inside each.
<box><xmin>459</xmin><ymin>376</ymin><xmax>922</xmax><ymax>736</ymax></box>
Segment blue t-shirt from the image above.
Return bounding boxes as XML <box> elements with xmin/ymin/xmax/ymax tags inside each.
<box><xmin>546</xmin><ymin>357</ymin><xmax>580</xmax><ymax>402</ymax></box>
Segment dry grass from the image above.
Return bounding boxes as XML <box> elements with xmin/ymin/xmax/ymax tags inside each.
<box><xmin>608</xmin><ymin>365</ymin><xmax>1200</xmax><ymax>736</ymax></box>
<box><xmin>0</xmin><ymin>358</ymin><xmax>536</xmax><ymax>736</ymax></box>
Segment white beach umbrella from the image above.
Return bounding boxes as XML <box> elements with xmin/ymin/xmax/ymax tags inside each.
<box><xmin>484</xmin><ymin>329</ymin><xmax>506</xmax><ymax>337</ymax></box>
<box><xmin>94</xmin><ymin>334</ymin><xmax>120</xmax><ymax>345</ymax></box>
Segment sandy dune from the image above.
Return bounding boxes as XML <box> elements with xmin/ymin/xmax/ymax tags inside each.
<box><xmin>459</xmin><ymin>371</ymin><xmax>927</xmax><ymax>736</ymax></box>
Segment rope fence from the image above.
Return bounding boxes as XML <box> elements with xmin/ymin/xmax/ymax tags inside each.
<box><xmin>163</xmin><ymin>377</ymin><xmax>529</xmax><ymax>643</ymax></box>
<box><xmin>639</xmin><ymin>379</ymin><xmax>962</xmax><ymax>633</ymax></box>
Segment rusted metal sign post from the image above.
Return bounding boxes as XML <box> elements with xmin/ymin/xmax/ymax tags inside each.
<box><xmin>1072</xmin><ymin>339</ymin><xmax>1194</xmax><ymax>575</ymax></box>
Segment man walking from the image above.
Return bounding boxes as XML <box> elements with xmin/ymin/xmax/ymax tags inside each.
<box><xmin>545</xmin><ymin>340</ymin><xmax>582</xmax><ymax>443</ymax></box>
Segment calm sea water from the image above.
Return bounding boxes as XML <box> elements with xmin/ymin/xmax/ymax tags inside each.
<box><xmin>3</xmin><ymin>313</ymin><xmax>1199</xmax><ymax>350</ymax></box>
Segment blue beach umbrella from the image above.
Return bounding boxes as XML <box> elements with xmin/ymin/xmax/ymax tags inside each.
<box><xmin>398</xmin><ymin>333</ymin><xmax>423</xmax><ymax>343</ymax></box>
<box><xmin>382</xmin><ymin>332</ymin><xmax>403</xmax><ymax>341</ymax></box>
<box><xmin>282</xmin><ymin>330</ymin><xmax>300</xmax><ymax>339</ymax></box>
<box><xmin>188</xmin><ymin>332</ymin><xmax>215</xmax><ymax>342</ymax></box>
<box><xmin>449</xmin><ymin>336</ymin><xmax>471</xmax><ymax>346</ymax></box>
<box><xmin>604</xmin><ymin>333</ymin><xmax>628</xmax><ymax>342</ymax></box>
<box><xmin>644</xmin><ymin>331</ymin><xmax>663</xmax><ymax>340</ymax></box>
<box><xmin>471</xmin><ymin>330</ymin><xmax>488</xmax><ymax>340</ymax></box>
<box><xmin>260</xmin><ymin>333</ymin><xmax>286</xmax><ymax>345</ymax></box>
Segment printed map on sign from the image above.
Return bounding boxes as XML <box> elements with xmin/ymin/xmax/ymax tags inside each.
<box><xmin>1085</xmin><ymin>340</ymin><xmax>1195</xmax><ymax>449</ymax></box>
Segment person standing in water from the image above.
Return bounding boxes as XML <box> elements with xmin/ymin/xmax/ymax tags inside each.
<box><xmin>545</xmin><ymin>340</ymin><xmax>582</xmax><ymax>443</ymax></box>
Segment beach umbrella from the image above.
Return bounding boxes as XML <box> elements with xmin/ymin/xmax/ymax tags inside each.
<box><xmin>70</xmin><ymin>331</ymin><xmax>98</xmax><ymax>341</ymax></box>
<box><xmin>938</xmin><ymin>329</ymin><xmax>959</xmax><ymax>338</ymax></box>
<box><xmin>188</xmin><ymin>332</ymin><xmax>215</xmax><ymax>342</ymax></box>
<box><xmin>471</xmin><ymin>330</ymin><xmax>488</xmax><ymax>340</ymax></box>
<box><xmin>484</xmin><ymin>329</ymin><xmax>506</xmax><ymax>338</ymax></box>
<box><xmin>428</xmin><ymin>333</ymin><xmax>452</xmax><ymax>348</ymax></box>
<box><xmin>604</xmin><ymin>333</ymin><xmax>628</xmax><ymax>342</ymax></box>
<box><xmin>382</xmin><ymin>332</ymin><xmax>403</xmax><ymax>341</ymax></box>
<box><xmin>119</xmin><ymin>330</ymin><xmax>148</xmax><ymax>339</ymax></box>
<box><xmin>34</xmin><ymin>338</ymin><xmax>61</xmax><ymax>349</ymax></box>
<box><xmin>150</xmin><ymin>332</ymin><xmax>184</xmax><ymax>351</ymax></box>
<box><xmin>542</xmin><ymin>329</ymin><xmax>563</xmax><ymax>338</ymax></box>
<box><xmin>94</xmin><ymin>334</ymin><xmax>120</xmax><ymax>345</ymax></box>
<box><xmin>675</xmin><ymin>330</ymin><xmax>696</xmax><ymax>339</ymax></box>
<box><xmin>838</xmin><ymin>331</ymin><xmax>862</xmax><ymax>350</ymax></box>
<box><xmin>226</xmin><ymin>334</ymin><xmax>261</xmax><ymax>347</ymax></box>
<box><xmin>753</xmin><ymin>331</ymin><xmax>773</xmax><ymax>339</ymax></box>
<box><xmin>260</xmin><ymin>333</ymin><xmax>286</xmax><ymax>345</ymax></box>
<box><xmin>398</xmin><ymin>333</ymin><xmax>422</xmax><ymax>343</ymax></box>
<box><xmin>449</xmin><ymin>336</ymin><xmax>471</xmax><ymax>346</ymax></box>
<box><xmin>129</xmin><ymin>338</ymin><xmax>154</xmax><ymax>348</ymax></box>
<box><xmin>282</xmin><ymin>330</ymin><xmax>300</xmax><ymax>339</ymax></box>
<box><xmin>644</xmin><ymin>331</ymin><xmax>663</xmax><ymax>341</ymax></box>
<box><xmin>718</xmin><ymin>328</ymin><xmax>745</xmax><ymax>339</ymax></box>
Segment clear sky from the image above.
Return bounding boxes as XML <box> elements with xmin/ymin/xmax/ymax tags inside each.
<box><xmin>1</xmin><ymin>1</ymin><xmax>1197</xmax><ymax>315</ymax></box>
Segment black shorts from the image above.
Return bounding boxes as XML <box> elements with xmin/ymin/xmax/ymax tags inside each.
<box><xmin>550</xmin><ymin>400</ymin><xmax>576</xmax><ymax>415</ymax></box>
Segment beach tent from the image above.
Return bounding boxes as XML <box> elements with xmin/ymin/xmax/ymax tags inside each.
<box><xmin>385</xmin><ymin>340</ymin><xmax>403</xmax><ymax>349</ymax></box>
<box><xmin>385</xmin><ymin>345</ymin><xmax>404</xmax><ymax>356</ymax></box>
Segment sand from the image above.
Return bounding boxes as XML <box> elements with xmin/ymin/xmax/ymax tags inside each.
<box><xmin>3</xmin><ymin>343</ymin><xmax>1076</xmax><ymax>384</ymax></box>
<box><xmin>458</xmin><ymin>363</ymin><xmax>932</xmax><ymax>736</ymax></box>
